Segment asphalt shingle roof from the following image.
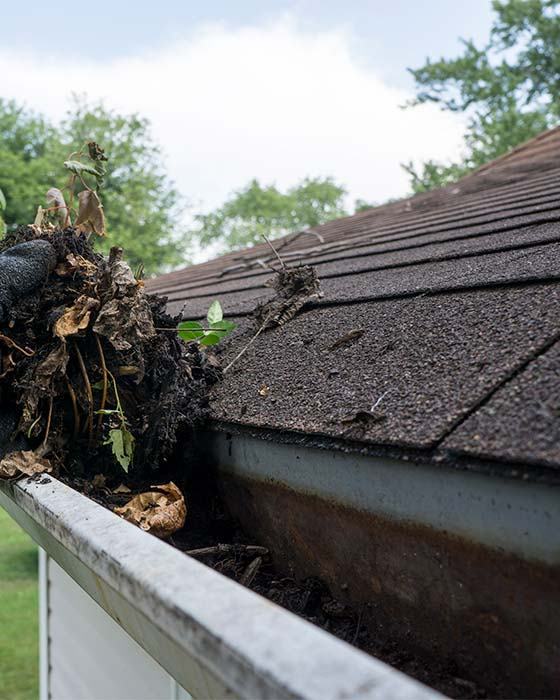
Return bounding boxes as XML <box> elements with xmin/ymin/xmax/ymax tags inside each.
<box><xmin>148</xmin><ymin>127</ymin><xmax>560</xmax><ymax>477</ymax></box>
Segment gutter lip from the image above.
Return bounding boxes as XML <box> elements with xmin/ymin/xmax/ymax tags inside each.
<box><xmin>0</xmin><ymin>475</ymin><xmax>443</xmax><ymax>700</ymax></box>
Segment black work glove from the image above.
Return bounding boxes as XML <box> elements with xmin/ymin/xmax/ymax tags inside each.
<box><xmin>0</xmin><ymin>240</ymin><xmax>56</xmax><ymax>323</ymax></box>
<box><xmin>0</xmin><ymin>239</ymin><xmax>57</xmax><ymax>457</ymax></box>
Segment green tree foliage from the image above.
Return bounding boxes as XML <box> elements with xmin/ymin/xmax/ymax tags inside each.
<box><xmin>193</xmin><ymin>177</ymin><xmax>348</xmax><ymax>251</ymax></box>
<box><xmin>0</xmin><ymin>101</ymin><xmax>58</xmax><ymax>227</ymax></box>
<box><xmin>0</xmin><ymin>98</ymin><xmax>186</xmax><ymax>274</ymax></box>
<box><xmin>405</xmin><ymin>0</ymin><xmax>560</xmax><ymax>192</ymax></box>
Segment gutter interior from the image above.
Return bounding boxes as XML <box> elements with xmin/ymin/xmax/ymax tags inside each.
<box><xmin>198</xmin><ymin>429</ymin><xmax>559</xmax><ymax>699</ymax></box>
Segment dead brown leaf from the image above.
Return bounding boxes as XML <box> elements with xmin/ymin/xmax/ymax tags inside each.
<box><xmin>93</xmin><ymin>253</ymin><xmax>155</xmax><ymax>359</ymax></box>
<box><xmin>55</xmin><ymin>253</ymin><xmax>97</xmax><ymax>278</ymax></box>
<box><xmin>91</xmin><ymin>474</ymin><xmax>107</xmax><ymax>488</ymax></box>
<box><xmin>113</xmin><ymin>483</ymin><xmax>131</xmax><ymax>494</ymax></box>
<box><xmin>75</xmin><ymin>189</ymin><xmax>106</xmax><ymax>237</ymax></box>
<box><xmin>0</xmin><ymin>451</ymin><xmax>52</xmax><ymax>479</ymax></box>
<box><xmin>34</xmin><ymin>344</ymin><xmax>69</xmax><ymax>390</ymax></box>
<box><xmin>19</xmin><ymin>343</ymin><xmax>69</xmax><ymax>433</ymax></box>
<box><xmin>54</xmin><ymin>295</ymin><xmax>100</xmax><ymax>338</ymax></box>
<box><xmin>46</xmin><ymin>188</ymin><xmax>69</xmax><ymax>227</ymax></box>
<box><xmin>114</xmin><ymin>482</ymin><xmax>186</xmax><ymax>538</ymax></box>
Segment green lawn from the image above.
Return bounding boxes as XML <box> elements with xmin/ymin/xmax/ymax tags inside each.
<box><xmin>0</xmin><ymin>507</ymin><xmax>38</xmax><ymax>700</ymax></box>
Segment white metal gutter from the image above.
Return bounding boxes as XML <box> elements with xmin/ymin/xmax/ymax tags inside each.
<box><xmin>208</xmin><ymin>431</ymin><xmax>560</xmax><ymax>564</ymax></box>
<box><xmin>0</xmin><ymin>476</ymin><xmax>443</xmax><ymax>700</ymax></box>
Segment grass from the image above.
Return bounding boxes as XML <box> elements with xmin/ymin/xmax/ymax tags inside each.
<box><xmin>0</xmin><ymin>507</ymin><xmax>38</xmax><ymax>700</ymax></box>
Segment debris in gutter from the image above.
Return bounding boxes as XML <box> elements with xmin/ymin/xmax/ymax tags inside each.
<box><xmin>239</xmin><ymin>555</ymin><xmax>263</xmax><ymax>587</ymax></box>
<box><xmin>185</xmin><ymin>544</ymin><xmax>269</xmax><ymax>558</ymax></box>
<box><xmin>114</xmin><ymin>482</ymin><xmax>186</xmax><ymax>538</ymax></box>
<box><xmin>91</xmin><ymin>474</ymin><xmax>107</xmax><ymax>489</ymax></box>
<box><xmin>0</xmin><ymin>450</ymin><xmax>52</xmax><ymax>478</ymax></box>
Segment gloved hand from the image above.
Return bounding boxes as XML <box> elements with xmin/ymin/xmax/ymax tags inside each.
<box><xmin>0</xmin><ymin>240</ymin><xmax>56</xmax><ymax>323</ymax></box>
<box><xmin>0</xmin><ymin>239</ymin><xmax>57</xmax><ymax>457</ymax></box>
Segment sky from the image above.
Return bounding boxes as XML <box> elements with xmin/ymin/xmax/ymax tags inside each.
<box><xmin>1</xmin><ymin>1</ymin><xmax>494</xmax><ymax>251</ymax></box>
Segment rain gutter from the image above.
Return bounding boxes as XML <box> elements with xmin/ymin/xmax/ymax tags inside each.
<box><xmin>0</xmin><ymin>476</ymin><xmax>442</xmax><ymax>700</ymax></box>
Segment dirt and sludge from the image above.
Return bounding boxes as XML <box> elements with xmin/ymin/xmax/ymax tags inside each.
<box><xmin>0</xmin><ymin>224</ymin><xmax>488</xmax><ymax>698</ymax></box>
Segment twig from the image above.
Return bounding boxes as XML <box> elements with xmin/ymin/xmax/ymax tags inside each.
<box><xmin>94</xmin><ymin>334</ymin><xmax>108</xmax><ymax>429</ymax></box>
<box><xmin>73</xmin><ymin>341</ymin><xmax>94</xmax><ymax>443</ymax></box>
<box><xmin>223</xmin><ymin>313</ymin><xmax>273</xmax><ymax>374</ymax></box>
<box><xmin>262</xmin><ymin>235</ymin><xmax>286</xmax><ymax>269</ymax></box>
<box><xmin>0</xmin><ymin>334</ymin><xmax>35</xmax><ymax>357</ymax></box>
<box><xmin>185</xmin><ymin>544</ymin><xmax>268</xmax><ymax>557</ymax></box>
<box><xmin>239</xmin><ymin>556</ymin><xmax>263</xmax><ymax>587</ymax></box>
<box><xmin>65</xmin><ymin>378</ymin><xmax>80</xmax><ymax>437</ymax></box>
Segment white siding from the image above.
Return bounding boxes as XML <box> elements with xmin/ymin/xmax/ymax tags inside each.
<box><xmin>43</xmin><ymin>552</ymin><xmax>191</xmax><ymax>700</ymax></box>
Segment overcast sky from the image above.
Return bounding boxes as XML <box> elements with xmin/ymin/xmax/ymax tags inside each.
<box><xmin>1</xmin><ymin>1</ymin><xmax>493</xmax><ymax>222</ymax></box>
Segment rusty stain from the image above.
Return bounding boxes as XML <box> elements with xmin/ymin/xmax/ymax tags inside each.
<box><xmin>217</xmin><ymin>471</ymin><xmax>560</xmax><ymax>699</ymax></box>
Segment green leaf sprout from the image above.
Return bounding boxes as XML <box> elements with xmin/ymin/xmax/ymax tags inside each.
<box><xmin>177</xmin><ymin>301</ymin><xmax>235</xmax><ymax>347</ymax></box>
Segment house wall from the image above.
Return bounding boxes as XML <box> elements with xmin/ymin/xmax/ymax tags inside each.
<box><xmin>40</xmin><ymin>550</ymin><xmax>191</xmax><ymax>700</ymax></box>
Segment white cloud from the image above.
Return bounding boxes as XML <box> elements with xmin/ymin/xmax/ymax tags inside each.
<box><xmin>1</xmin><ymin>19</ymin><xmax>464</xmax><ymax>256</ymax></box>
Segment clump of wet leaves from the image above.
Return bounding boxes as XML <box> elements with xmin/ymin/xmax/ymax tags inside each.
<box><xmin>0</xmin><ymin>225</ymin><xmax>223</xmax><ymax>486</ymax></box>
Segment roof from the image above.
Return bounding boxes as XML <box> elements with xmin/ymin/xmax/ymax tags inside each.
<box><xmin>148</xmin><ymin>127</ymin><xmax>560</xmax><ymax>477</ymax></box>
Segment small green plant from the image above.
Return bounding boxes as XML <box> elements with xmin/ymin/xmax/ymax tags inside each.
<box><xmin>96</xmin><ymin>373</ymin><xmax>134</xmax><ymax>472</ymax></box>
<box><xmin>177</xmin><ymin>300</ymin><xmax>235</xmax><ymax>347</ymax></box>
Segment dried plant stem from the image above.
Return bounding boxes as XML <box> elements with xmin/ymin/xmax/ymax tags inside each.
<box><xmin>26</xmin><ymin>415</ymin><xmax>41</xmax><ymax>439</ymax></box>
<box><xmin>65</xmin><ymin>378</ymin><xmax>80</xmax><ymax>437</ymax></box>
<box><xmin>73</xmin><ymin>341</ymin><xmax>94</xmax><ymax>442</ymax></box>
<box><xmin>94</xmin><ymin>334</ymin><xmax>108</xmax><ymax>429</ymax></box>
<box><xmin>41</xmin><ymin>397</ymin><xmax>53</xmax><ymax>448</ymax></box>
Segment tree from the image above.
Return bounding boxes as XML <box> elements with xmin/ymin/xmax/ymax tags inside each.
<box><xmin>193</xmin><ymin>177</ymin><xmax>348</xmax><ymax>251</ymax></box>
<box><xmin>0</xmin><ymin>98</ymin><xmax>186</xmax><ymax>274</ymax></box>
<box><xmin>405</xmin><ymin>0</ymin><xmax>560</xmax><ymax>192</ymax></box>
<box><xmin>0</xmin><ymin>101</ymin><xmax>59</xmax><ymax>227</ymax></box>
